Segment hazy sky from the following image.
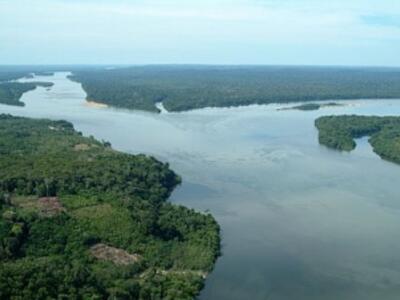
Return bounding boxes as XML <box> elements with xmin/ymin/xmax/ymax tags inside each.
<box><xmin>1</xmin><ymin>0</ymin><xmax>400</xmax><ymax>66</ymax></box>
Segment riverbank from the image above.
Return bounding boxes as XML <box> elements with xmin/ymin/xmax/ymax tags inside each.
<box><xmin>2</xmin><ymin>72</ymin><xmax>400</xmax><ymax>300</ymax></box>
<box><xmin>0</xmin><ymin>114</ymin><xmax>220</xmax><ymax>299</ymax></box>
<box><xmin>84</xmin><ymin>100</ymin><xmax>109</xmax><ymax>108</ymax></box>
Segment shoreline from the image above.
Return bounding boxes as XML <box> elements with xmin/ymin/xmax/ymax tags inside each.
<box><xmin>84</xmin><ymin>100</ymin><xmax>109</xmax><ymax>108</ymax></box>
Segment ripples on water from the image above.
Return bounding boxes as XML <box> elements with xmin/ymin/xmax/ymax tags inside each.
<box><xmin>2</xmin><ymin>73</ymin><xmax>400</xmax><ymax>300</ymax></box>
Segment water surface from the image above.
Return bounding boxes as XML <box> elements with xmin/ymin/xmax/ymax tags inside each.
<box><xmin>2</xmin><ymin>73</ymin><xmax>400</xmax><ymax>300</ymax></box>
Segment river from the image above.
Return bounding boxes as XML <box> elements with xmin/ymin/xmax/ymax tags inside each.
<box><xmin>2</xmin><ymin>72</ymin><xmax>400</xmax><ymax>300</ymax></box>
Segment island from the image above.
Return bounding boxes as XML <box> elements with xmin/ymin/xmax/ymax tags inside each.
<box><xmin>315</xmin><ymin>115</ymin><xmax>400</xmax><ymax>164</ymax></box>
<box><xmin>0</xmin><ymin>82</ymin><xmax>54</xmax><ymax>106</ymax></box>
<box><xmin>69</xmin><ymin>66</ymin><xmax>400</xmax><ymax>112</ymax></box>
<box><xmin>278</xmin><ymin>102</ymin><xmax>343</xmax><ymax>111</ymax></box>
<box><xmin>0</xmin><ymin>114</ymin><xmax>220</xmax><ymax>299</ymax></box>
<box><xmin>33</xmin><ymin>71</ymin><xmax>54</xmax><ymax>76</ymax></box>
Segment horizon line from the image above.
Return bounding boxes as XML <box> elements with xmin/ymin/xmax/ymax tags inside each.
<box><xmin>0</xmin><ymin>63</ymin><xmax>400</xmax><ymax>69</ymax></box>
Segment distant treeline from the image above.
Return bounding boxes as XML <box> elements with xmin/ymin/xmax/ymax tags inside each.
<box><xmin>69</xmin><ymin>66</ymin><xmax>400</xmax><ymax>112</ymax></box>
<box><xmin>33</xmin><ymin>71</ymin><xmax>54</xmax><ymax>76</ymax></box>
<box><xmin>0</xmin><ymin>66</ymin><xmax>107</xmax><ymax>107</ymax></box>
<box><xmin>0</xmin><ymin>66</ymin><xmax>56</xmax><ymax>82</ymax></box>
<box><xmin>0</xmin><ymin>65</ymin><xmax>102</xmax><ymax>81</ymax></box>
<box><xmin>315</xmin><ymin>115</ymin><xmax>400</xmax><ymax>164</ymax></box>
<box><xmin>0</xmin><ymin>72</ymin><xmax>32</xmax><ymax>82</ymax></box>
<box><xmin>0</xmin><ymin>66</ymin><xmax>58</xmax><ymax>106</ymax></box>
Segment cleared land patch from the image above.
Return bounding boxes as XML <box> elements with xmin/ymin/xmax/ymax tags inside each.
<box><xmin>90</xmin><ymin>243</ymin><xmax>141</xmax><ymax>265</ymax></box>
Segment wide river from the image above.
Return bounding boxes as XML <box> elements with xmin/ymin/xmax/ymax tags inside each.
<box><xmin>2</xmin><ymin>73</ymin><xmax>400</xmax><ymax>300</ymax></box>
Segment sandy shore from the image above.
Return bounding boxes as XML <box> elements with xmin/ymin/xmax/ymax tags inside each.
<box><xmin>155</xmin><ymin>102</ymin><xmax>168</xmax><ymax>113</ymax></box>
<box><xmin>85</xmin><ymin>100</ymin><xmax>109</xmax><ymax>109</ymax></box>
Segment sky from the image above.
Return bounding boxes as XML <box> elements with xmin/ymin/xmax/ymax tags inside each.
<box><xmin>0</xmin><ymin>0</ymin><xmax>400</xmax><ymax>66</ymax></box>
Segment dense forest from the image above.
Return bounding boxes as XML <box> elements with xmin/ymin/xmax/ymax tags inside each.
<box><xmin>279</xmin><ymin>102</ymin><xmax>343</xmax><ymax>111</ymax></box>
<box><xmin>69</xmin><ymin>66</ymin><xmax>400</xmax><ymax>112</ymax></box>
<box><xmin>0</xmin><ymin>72</ymin><xmax>32</xmax><ymax>82</ymax></box>
<box><xmin>0</xmin><ymin>66</ymin><xmax>39</xmax><ymax>82</ymax></box>
<box><xmin>315</xmin><ymin>115</ymin><xmax>400</xmax><ymax>164</ymax></box>
<box><xmin>0</xmin><ymin>82</ymin><xmax>54</xmax><ymax>106</ymax></box>
<box><xmin>0</xmin><ymin>66</ymin><xmax>56</xmax><ymax>82</ymax></box>
<box><xmin>33</xmin><ymin>71</ymin><xmax>54</xmax><ymax>76</ymax></box>
<box><xmin>0</xmin><ymin>65</ymin><xmax>100</xmax><ymax>82</ymax></box>
<box><xmin>0</xmin><ymin>114</ymin><xmax>220</xmax><ymax>299</ymax></box>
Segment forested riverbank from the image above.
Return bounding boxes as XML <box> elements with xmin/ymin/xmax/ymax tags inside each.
<box><xmin>0</xmin><ymin>67</ymin><xmax>58</xmax><ymax>106</ymax></box>
<box><xmin>316</xmin><ymin>115</ymin><xmax>400</xmax><ymax>164</ymax></box>
<box><xmin>69</xmin><ymin>66</ymin><xmax>400</xmax><ymax>112</ymax></box>
<box><xmin>2</xmin><ymin>66</ymin><xmax>400</xmax><ymax>113</ymax></box>
<box><xmin>1</xmin><ymin>72</ymin><xmax>400</xmax><ymax>300</ymax></box>
<box><xmin>0</xmin><ymin>114</ymin><xmax>220</xmax><ymax>299</ymax></box>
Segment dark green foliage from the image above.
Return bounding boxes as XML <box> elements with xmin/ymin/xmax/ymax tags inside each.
<box><xmin>0</xmin><ymin>66</ymin><xmax>58</xmax><ymax>107</ymax></box>
<box><xmin>0</xmin><ymin>72</ymin><xmax>32</xmax><ymax>82</ymax></box>
<box><xmin>368</xmin><ymin>127</ymin><xmax>400</xmax><ymax>163</ymax></box>
<box><xmin>0</xmin><ymin>82</ymin><xmax>54</xmax><ymax>106</ymax></box>
<box><xmin>0</xmin><ymin>65</ymin><xmax>102</xmax><ymax>82</ymax></box>
<box><xmin>33</xmin><ymin>71</ymin><xmax>54</xmax><ymax>76</ymax></box>
<box><xmin>0</xmin><ymin>114</ymin><xmax>177</xmax><ymax>199</ymax></box>
<box><xmin>139</xmin><ymin>271</ymin><xmax>205</xmax><ymax>300</ymax></box>
<box><xmin>0</xmin><ymin>256</ymin><xmax>105</xmax><ymax>300</ymax></box>
<box><xmin>291</xmin><ymin>103</ymin><xmax>322</xmax><ymax>111</ymax></box>
<box><xmin>69</xmin><ymin>66</ymin><xmax>400</xmax><ymax>112</ymax></box>
<box><xmin>0</xmin><ymin>114</ymin><xmax>220</xmax><ymax>299</ymax></box>
<box><xmin>315</xmin><ymin>115</ymin><xmax>400</xmax><ymax>164</ymax></box>
<box><xmin>156</xmin><ymin>204</ymin><xmax>220</xmax><ymax>271</ymax></box>
<box><xmin>281</xmin><ymin>102</ymin><xmax>343</xmax><ymax>111</ymax></box>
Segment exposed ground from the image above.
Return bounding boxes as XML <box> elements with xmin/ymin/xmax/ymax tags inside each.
<box><xmin>90</xmin><ymin>243</ymin><xmax>141</xmax><ymax>265</ymax></box>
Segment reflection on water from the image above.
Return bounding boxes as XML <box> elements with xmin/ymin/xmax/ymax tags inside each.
<box><xmin>2</xmin><ymin>73</ymin><xmax>400</xmax><ymax>300</ymax></box>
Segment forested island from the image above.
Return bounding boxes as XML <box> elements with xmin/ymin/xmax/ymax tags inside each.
<box><xmin>33</xmin><ymin>71</ymin><xmax>54</xmax><ymax>76</ymax></box>
<box><xmin>0</xmin><ymin>82</ymin><xmax>54</xmax><ymax>106</ymax></box>
<box><xmin>69</xmin><ymin>66</ymin><xmax>400</xmax><ymax>112</ymax></box>
<box><xmin>315</xmin><ymin>115</ymin><xmax>400</xmax><ymax>164</ymax></box>
<box><xmin>0</xmin><ymin>114</ymin><xmax>220</xmax><ymax>299</ymax></box>
<box><xmin>279</xmin><ymin>102</ymin><xmax>343</xmax><ymax>111</ymax></box>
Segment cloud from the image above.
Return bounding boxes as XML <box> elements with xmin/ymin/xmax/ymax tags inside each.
<box><xmin>0</xmin><ymin>0</ymin><xmax>399</xmax><ymax>65</ymax></box>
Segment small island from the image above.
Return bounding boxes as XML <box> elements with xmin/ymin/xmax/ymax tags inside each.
<box><xmin>34</xmin><ymin>71</ymin><xmax>54</xmax><ymax>76</ymax></box>
<box><xmin>315</xmin><ymin>115</ymin><xmax>400</xmax><ymax>164</ymax></box>
<box><xmin>0</xmin><ymin>114</ymin><xmax>220</xmax><ymax>299</ymax></box>
<box><xmin>279</xmin><ymin>102</ymin><xmax>343</xmax><ymax>111</ymax></box>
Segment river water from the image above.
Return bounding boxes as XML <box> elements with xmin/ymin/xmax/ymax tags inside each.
<box><xmin>2</xmin><ymin>72</ymin><xmax>400</xmax><ymax>300</ymax></box>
